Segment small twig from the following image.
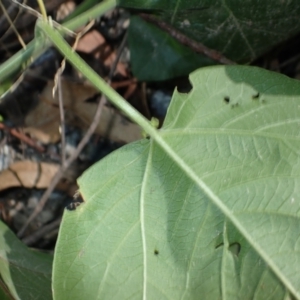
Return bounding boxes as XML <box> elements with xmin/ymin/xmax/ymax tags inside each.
<box><xmin>53</xmin><ymin>57</ymin><xmax>67</xmax><ymax>166</ymax></box>
<box><xmin>279</xmin><ymin>53</ymin><xmax>300</xmax><ymax>69</ymax></box>
<box><xmin>102</xmin><ymin>31</ymin><xmax>129</xmax><ymax>139</ymax></box>
<box><xmin>111</xmin><ymin>78</ymin><xmax>137</xmax><ymax>89</ymax></box>
<box><xmin>140</xmin><ymin>13</ymin><xmax>236</xmax><ymax>65</ymax></box>
<box><xmin>0</xmin><ymin>1</ymin><xmax>27</xmax><ymax>49</ymax></box>
<box><xmin>123</xmin><ymin>81</ymin><xmax>137</xmax><ymax>100</ymax></box>
<box><xmin>56</xmin><ymin>69</ymin><xmax>66</xmax><ymax>166</ymax></box>
<box><xmin>22</xmin><ymin>217</ymin><xmax>61</xmax><ymax>246</ymax></box>
<box><xmin>17</xmin><ymin>26</ymin><xmax>127</xmax><ymax>238</ymax></box>
<box><xmin>10</xmin><ymin>0</ymin><xmax>41</xmax><ymax>19</ymax></box>
<box><xmin>52</xmin><ymin>21</ymin><xmax>95</xmax><ymax>166</ymax></box>
<box><xmin>108</xmin><ymin>31</ymin><xmax>128</xmax><ymax>79</ymax></box>
<box><xmin>0</xmin><ymin>123</ymin><xmax>45</xmax><ymax>152</ymax></box>
<box><xmin>17</xmin><ymin>94</ymin><xmax>106</xmax><ymax>238</ymax></box>
<box><xmin>10</xmin><ymin>0</ymin><xmax>76</xmax><ymax>38</ymax></box>
<box><xmin>141</xmin><ymin>82</ymin><xmax>151</xmax><ymax>119</ymax></box>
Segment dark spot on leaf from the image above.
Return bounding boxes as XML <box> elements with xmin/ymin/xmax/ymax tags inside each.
<box><xmin>229</xmin><ymin>242</ymin><xmax>241</xmax><ymax>257</ymax></box>
<box><xmin>224</xmin><ymin>96</ymin><xmax>230</xmax><ymax>103</ymax></box>
<box><xmin>252</xmin><ymin>92</ymin><xmax>260</xmax><ymax>99</ymax></box>
<box><xmin>154</xmin><ymin>249</ymin><xmax>159</xmax><ymax>255</ymax></box>
<box><xmin>66</xmin><ymin>191</ymin><xmax>84</xmax><ymax>211</ymax></box>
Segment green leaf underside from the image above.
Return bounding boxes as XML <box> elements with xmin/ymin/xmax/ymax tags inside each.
<box><xmin>128</xmin><ymin>15</ymin><xmax>214</xmax><ymax>81</ymax></box>
<box><xmin>0</xmin><ymin>221</ymin><xmax>52</xmax><ymax>300</ymax></box>
<box><xmin>53</xmin><ymin>66</ymin><xmax>300</xmax><ymax>299</ymax></box>
<box><xmin>121</xmin><ymin>0</ymin><xmax>300</xmax><ymax>80</ymax></box>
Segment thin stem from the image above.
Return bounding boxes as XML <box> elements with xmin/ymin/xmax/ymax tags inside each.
<box><xmin>0</xmin><ymin>0</ymin><xmax>116</xmax><ymax>83</ymax></box>
<box><xmin>17</xmin><ymin>15</ymin><xmax>123</xmax><ymax>237</ymax></box>
<box><xmin>38</xmin><ymin>20</ymin><xmax>152</xmax><ymax>134</ymax></box>
<box><xmin>22</xmin><ymin>217</ymin><xmax>62</xmax><ymax>246</ymax></box>
<box><xmin>0</xmin><ymin>1</ymin><xmax>27</xmax><ymax>49</ymax></box>
<box><xmin>108</xmin><ymin>31</ymin><xmax>128</xmax><ymax>79</ymax></box>
<box><xmin>56</xmin><ymin>68</ymin><xmax>66</xmax><ymax>166</ymax></box>
<box><xmin>18</xmin><ymin>94</ymin><xmax>106</xmax><ymax>238</ymax></box>
<box><xmin>36</xmin><ymin>0</ymin><xmax>48</xmax><ymax>20</ymax></box>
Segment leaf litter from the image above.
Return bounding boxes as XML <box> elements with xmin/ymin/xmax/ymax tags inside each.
<box><xmin>0</xmin><ymin>4</ymin><xmax>142</xmax><ymax>248</ymax></box>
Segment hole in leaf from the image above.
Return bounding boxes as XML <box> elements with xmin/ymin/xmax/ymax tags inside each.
<box><xmin>229</xmin><ymin>242</ymin><xmax>241</xmax><ymax>257</ymax></box>
<box><xmin>176</xmin><ymin>78</ymin><xmax>193</xmax><ymax>93</ymax></box>
<box><xmin>224</xmin><ymin>96</ymin><xmax>230</xmax><ymax>103</ymax></box>
<box><xmin>154</xmin><ymin>249</ymin><xmax>159</xmax><ymax>255</ymax></box>
<box><xmin>252</xmin><ymin>92</ymin><xmax>260</xmax><ymax>99</ymax></box>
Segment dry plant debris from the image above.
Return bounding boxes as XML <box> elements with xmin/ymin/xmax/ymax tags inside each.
<box><xmin>0</xmin><ymin>160</ymin><xmax>59</xmax><ymax>191</ymax></box>
<box><xmin>24</xmin><ymin>79</ymin><xmax>142</xmax><ymax>144</ymax></box>
<box><xmin>0</xmin><ymin>4</ymin><xmax>142</xmax><ymax>246</ymax></box>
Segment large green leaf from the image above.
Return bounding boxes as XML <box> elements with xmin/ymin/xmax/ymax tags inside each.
<box><xmin>53</xmin><ymin>66</ymin><xmax>300</xmax><ymax>299</ymax></box>
<box><xmin>0</xmin><ymin>221</ymin><xmax>53</xmax><ymax>300</ymax></box>
<box><xmin>121</xmin><ymin>0</ymin><xmax>300</xmax><ymax>80</ymax></box>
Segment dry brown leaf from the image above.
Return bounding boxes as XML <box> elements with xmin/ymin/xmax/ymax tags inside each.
<box><xmin>0</xmin><ymin>160</ymin><xmax>59</xmax><ymax>191</ymax></box>
<box><xmin>40</xmin><ymin>79</ymin><xmax>98</xmax><ymax>107</ymax></box>
<box><xmin>24</xmin><ymin>101</ymin><xmax>61</xmax><ymax>143</ymax></box>
<box><xmin>24</xmin><ymin>79</ymin><xmax>142</xmax><ymax>144</ymax></box>
<box><xmin>73</xmin><ymin>102</ymin><xmax>142</xmax><ymax>143</ymax></box>
<box><xmin>76</xmin><ymin>30</ymin><xmax>105</xmax><ymax>53</ymax></box>
<box><xmin>24</xmin><ymin>79</ymin><xmax>98</xmax><ymax>143</ymax></box>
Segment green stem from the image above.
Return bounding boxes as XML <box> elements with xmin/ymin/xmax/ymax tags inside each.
<box><xmin>38</xmin><ymin>19</ymin><xmax>153</xmax><ymax>134</ymax></box>
<box><xmin>36</xmin><ymin>0</ymin><xmax>48</xmax><ymax>20</ymax></box>
<box><xmin>62</xmin><ymin>0</ymin><xmax>99</xmax><ymax>23</ymax></box>
<box><xmin>0</xmin><ymin>0</ymin><xmax>116</xmax><ymax>84</ymax></box>
<box><xmin>63</xmin><ymin>0</ymin><xmax>116</xmax><ymax>32</ymax></box>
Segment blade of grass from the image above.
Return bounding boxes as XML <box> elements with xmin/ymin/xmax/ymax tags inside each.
<box><xmin>36</xmin><ymin>0</ymin><xmax>48</xmax><ymax>20</ymax></box>
<box><xmin>38</xmin><ymin>19</ymin><xmax>299</xmax><ymax>299</ymax></box>
<box><xmin>0</xmin><ymin>0</ymin><xmax>116</xmax><ymax>84</ymax></box>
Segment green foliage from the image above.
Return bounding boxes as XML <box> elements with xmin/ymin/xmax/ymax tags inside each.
<box><xmin>0</xmin><ymin>0</ymin><xmax>116</xmax><ymax>84</ymax></box>
<box><xmin>121</xmin><ymin>0</ymin><xmax>300</xmax><ymax>80</ymax></box>
<box><xmin>53</xmin><ymin>66</ymin><xmax>300</xmax><ymax>299</ymax></box>
<box><xmin>1</xmin><ymin>0</ymin><xmax>300</xmax><ymax>299</ymax></box>
<box><xmin>0</xmin><ymin>221</ymin><xmax>52</xmax><ymax>300</ymax></box>
<box><xmin>128</xmin><ymin>15</ymin><xmax>214</xmax><ymax>81</ymax></box>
